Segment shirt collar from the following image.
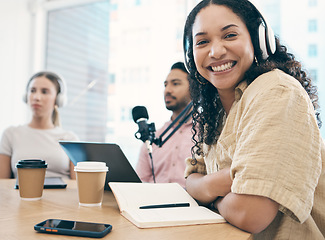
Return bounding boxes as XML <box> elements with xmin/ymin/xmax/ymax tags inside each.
<box><xmin>234</xmin><ymin>81</ymin><xmax>248</xmax><ymax>102</ymax></box>
<box><xmin>167</xmin><ymin>117</ymin><xmax>192</xmax><ymax>128</ymax></box>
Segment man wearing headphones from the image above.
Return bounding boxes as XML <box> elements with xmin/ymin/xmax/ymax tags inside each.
<box><xmin>136</xmin><ymin>62</ymin><xmax>193</xmax><ymax>188</ymax></box>
<box><xmin>0</xmin><ymin>71</ymin><xmax>78</xmax><ymax>179</ymax></box>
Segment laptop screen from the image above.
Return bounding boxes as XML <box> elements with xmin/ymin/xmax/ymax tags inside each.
<box><xmin>59</xmin><ymin>141</ymin><xmax>141</xmax><ymax>190</ymax></box>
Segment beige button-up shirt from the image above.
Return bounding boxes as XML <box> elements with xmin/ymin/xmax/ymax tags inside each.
<box><xmin>185</xmin><ymin>69</ymin><xmax>325</xmax><ymax>239</ymax></box>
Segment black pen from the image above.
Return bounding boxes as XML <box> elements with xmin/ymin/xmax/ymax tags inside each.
<box><xmin>139</xmin><ymin>203</ymin><xmax>190</xmax><ymax>209</ymax></box>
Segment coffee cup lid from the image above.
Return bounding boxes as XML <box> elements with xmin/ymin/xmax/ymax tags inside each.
<box><xmin>16</xmin><ymin>159</ymin><xmax>48</xmax><ymax>169</ymax></box>
<box><xmin>74</xmin><ymin>161</ymin><xmax>108</xmax><ymax>172</ymax></box>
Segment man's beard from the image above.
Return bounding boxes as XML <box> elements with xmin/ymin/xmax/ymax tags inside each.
<box><xmin>166</xmin><ymin>100</ymin><xmax>188</xmax><ymax>112</ymax></box>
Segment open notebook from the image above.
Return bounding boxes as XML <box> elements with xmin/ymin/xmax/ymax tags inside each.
<box><xmin>59</xmin><ymin>141</ymin><xmax>141</xmax><ymax>190</ymax></box>
<box><xmin>109</xmin><ymin>182</ymin><xmax>226</xmax><ymax>228</ymax></box>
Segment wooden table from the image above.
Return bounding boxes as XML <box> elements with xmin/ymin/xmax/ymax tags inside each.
<box><xmin>0</xmin><ymin>179</ymin><xmax>252</xmax><ymax>240</ymax></box>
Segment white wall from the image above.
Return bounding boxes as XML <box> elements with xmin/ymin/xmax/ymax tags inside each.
<box><xmin>0</xmin><ymin>0</ymin><xmax>32</xmax><ymax>134</ymax></box>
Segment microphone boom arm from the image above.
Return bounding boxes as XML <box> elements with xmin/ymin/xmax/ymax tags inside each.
<box><xmin>153</xmin><ymin>101</ymin><xmax>193</xmax><ymax>147</ymax></box>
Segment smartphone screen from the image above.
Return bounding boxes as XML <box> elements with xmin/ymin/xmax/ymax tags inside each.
<box><xmin>34</xmin><ymin>219</ymin><xmax>112</xmax><ymax>238</ymax></box>
<box><xmin>15</xmin><ymin>177</ymin><xmax>67</xmax><ymax>189</ymax></box>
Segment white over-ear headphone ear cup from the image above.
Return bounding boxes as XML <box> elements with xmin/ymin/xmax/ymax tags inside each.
<box><xmin>183</xmin><ymin>36</ymin><xmax>191</xmax><ymax>73</ymax></box>
<box><xmin>55</xmin><ymin>93</ymin><xmax>67</xmax><ymax>107</ymax></box>
<box><xmin>55</xmin><ymin>76</ymin><xmax>67</xmax><ymax>107</ymax></box>
<box><xmin>266</xmin><ymin>26</ymin><xmax>276</xmax><ymax>56</ymax></box>
<box><xmin>23</xmin><ymin>93</ymin><xmax>27</xmax><ymax>103</ymax></box>
<box><xmin>258</xmin><ymin>23</ymin><xmax>268</xmax><ymax>60</ymax></box>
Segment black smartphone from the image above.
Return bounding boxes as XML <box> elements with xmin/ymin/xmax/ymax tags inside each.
<box><xmin>15</xmin><ymin>177</ymin><xmax>67</xmax><ymax>189</ymax></box>
<box><xmin>34</xmin><ymin>219</ymin><xmax>112</xmax><ymax>238</ymax></box>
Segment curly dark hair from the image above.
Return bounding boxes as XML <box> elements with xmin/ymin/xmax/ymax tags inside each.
<box><xmin>183</xmin><ymin>0</ymin><xmax>321</xmax><ymax>160</ymax></box>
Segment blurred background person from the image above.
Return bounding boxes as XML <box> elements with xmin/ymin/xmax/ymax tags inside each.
<box><xmin>136</xmin><ymin>62</ymin><xmax>193</xmax><ymax>187</ymax></box>
<box><xmin>0</xmin><ymin>71</ymin><xmax>79</xmax><ymax>179</ymax></box>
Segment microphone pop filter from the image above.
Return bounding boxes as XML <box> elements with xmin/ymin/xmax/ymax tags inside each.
<box><xmin>132</xmin><ymin>106</ymin><xmax>149</xmax><ymax>123</ymax></box>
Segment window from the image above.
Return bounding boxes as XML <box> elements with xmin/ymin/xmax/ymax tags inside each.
<box><xmin>310</xmin><ymin>69</ymin><xmax>318</xmax><ymax>83</ymax></box>
<box><xmin>308</xmin><ymin>19</ymin><xmax>318</xmax><ymax>32</ymax></box>
<box><xmin>308</xmin><ymin>0</ymin><xmax>318</xmax><ymax>7</ymax></box>
<box><xmin>308</xmin><ymin>44</ymin><xmax>318</xmax><ymax>57</ymax></box>
<box><xmin>46</xmin><ymin>1</ymin><xmax>110</xmax><ymax>142</ymax></box>
<box><xmin>121</xmin><ymin>107</ymin><xmax>131</xmax><ymax>121</ymax></box>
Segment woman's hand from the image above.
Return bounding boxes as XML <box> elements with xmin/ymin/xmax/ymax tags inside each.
<box><xmin>185</xmin><ymin>167</ymin><xmax>232</xmax><ymax>205</ymax></box>
<box><xmin>0</xmin><ymin>154</ymin><xmax>12</xmax><ymax>178</ymax></box>
<box><xmin>69</xmin><ymin>161</ymin><xmax>76</xmax><ymax>179</ymax></box>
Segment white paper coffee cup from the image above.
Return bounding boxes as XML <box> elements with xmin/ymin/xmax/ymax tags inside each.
<box><xmin>74</xmin><ymin>162</ymin><xmax>108</xmax><ymax>206</ymax></box>
<box><xmin>74</xmin><ymin>162</ymin><xmax>108</xmax><ymax>172</ymax></box>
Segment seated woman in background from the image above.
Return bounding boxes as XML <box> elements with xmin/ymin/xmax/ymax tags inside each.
<box><xmin>0</xmin><ymin>71</ymin><xmax>78</xmax><ymax>179</ymax></box>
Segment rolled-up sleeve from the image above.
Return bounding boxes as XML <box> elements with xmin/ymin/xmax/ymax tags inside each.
<box><xmin>184</xmin><ymin>155</ymin><xmax>207</xmax><ymax>178</ymax></box>
<box><xmin>226</xmin><ymin>71</ymin><xmax>322</xmax><ymax>223</ymax></box>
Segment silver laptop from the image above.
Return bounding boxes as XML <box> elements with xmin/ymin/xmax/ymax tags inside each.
<box><xmin>59</xmin><ymin>141</ymin><xmax>141</xmax><ymax>191</ymax></box>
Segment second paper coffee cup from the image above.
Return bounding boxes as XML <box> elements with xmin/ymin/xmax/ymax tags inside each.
<box><xmin>74</xmin><ymin>162</ymin><xmax>108</xmax><ymax>206</ymax></box>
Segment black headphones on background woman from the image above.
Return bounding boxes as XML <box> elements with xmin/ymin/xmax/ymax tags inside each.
<box><xmin>23</xmin><ymin>71</ymin><xmax>67</xmax><ymax>107</ymax></box>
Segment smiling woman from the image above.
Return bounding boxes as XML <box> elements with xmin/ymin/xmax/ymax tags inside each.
<box><xmin>192</xmin><ymin>5</ymin><xmax>255</xmax><ymax>113</ymax></box>
<box><xmin>183</xmin><ymin>0</ymin><xmax>325</xmax><ymax>239</ymax></box>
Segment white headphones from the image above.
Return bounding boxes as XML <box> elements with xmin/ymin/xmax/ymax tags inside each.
<box><xmin>183</xmin><ymin>0</ymin><xmax>277</xmax><ymax>71</ymax></box>
<box><xmin>23</xmin><ymin>71</ymin><xmax>67</xmax><ymax>107</ymax></box>
<box><xmin>251</xmin><ymin>1</ymin><xmax>276</xmax><ymax>60</ymax></box>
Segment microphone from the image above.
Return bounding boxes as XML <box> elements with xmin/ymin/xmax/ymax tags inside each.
<box><xmin>132</xmin><ymin>106</ymin><xmax>157</xmax><ymax>183</ymax></box>
<box><xmin>132</xmin><ymin>106</ymin><xmax>150</xmax><ymax>142</ymax></box>
<box><xmin>131</xmin><ymin>103</ymin><xmax>192</xmax><ymax>184</ymax></box>
<box><xmin>132</xmin><ymin>102</ymin><xmax>193</xmax><ymax>148</ymax></box>
<box><xmin>132</xmin><ymin>106</ymin><xmax>156</xmax><ymax>153</ymax></box>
